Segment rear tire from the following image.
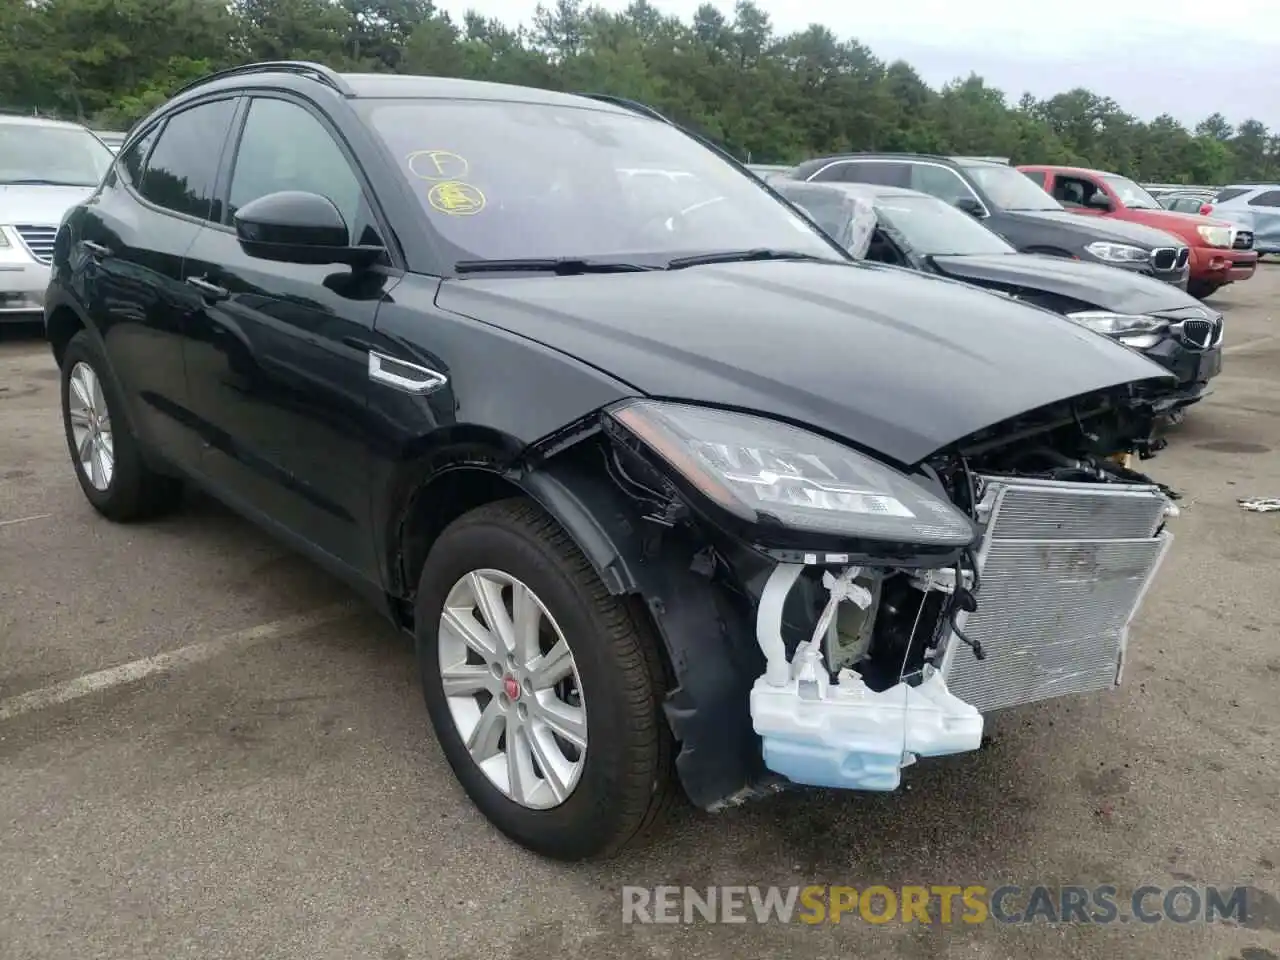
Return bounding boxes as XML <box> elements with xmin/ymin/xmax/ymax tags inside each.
<box><xmin>415</xmin><ymin>497</ymin><xmax>676</xmax><ymax>861</ymax></box>
<box><xmin>1188</xmin><ymin>281</ymin><xmax>1221</xmax><ymax>300</ymax></box>
<box><xmin>59</xmin><ymin>330</ymin><xmax>183</xmax><ymax>521</ymax></box>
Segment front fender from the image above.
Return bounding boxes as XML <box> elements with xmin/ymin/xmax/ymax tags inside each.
<box><xmin>518</xmin><ymin>451</ymin><xmax>775</xmax><ymax>811</ymax></box>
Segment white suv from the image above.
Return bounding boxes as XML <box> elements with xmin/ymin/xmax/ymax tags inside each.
<box><xmin>0</xmin><ymin>114</ymin><xmax>114</xmax><ymax>323</ymax></box>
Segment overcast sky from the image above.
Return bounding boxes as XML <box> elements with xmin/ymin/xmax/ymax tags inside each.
<box><xmin>432</xmin><ymin>0</ymin><xmax>1280</xmax><ymax>130</ymax></box>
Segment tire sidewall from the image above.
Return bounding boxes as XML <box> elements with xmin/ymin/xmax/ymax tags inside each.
<box><xmin>60</xmin><ymin>333</ymin><xmax>121</xmax><ymax>509</ymax></box>
<box><xmin>415</xmin><ymin>511</ymin><xmax>650</xmax><ymax>855</ymax></box>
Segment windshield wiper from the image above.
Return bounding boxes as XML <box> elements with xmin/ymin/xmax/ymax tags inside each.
<box><xmin>454</xmin><ymin>257</ymin><xmax>656</xmax><ymax>275</ymax></box>
<box><xmin>3</xmin><ymin>178</ymin><xmax>91</xmax><ymax>186</ymax></box>
<box><xmin>664</xmin><ymin>248</ymin><xmax>836</xmax><ymax>270</ymax></box>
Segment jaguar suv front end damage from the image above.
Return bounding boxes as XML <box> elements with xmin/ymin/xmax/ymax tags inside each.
<box><xmin>556</xmin><ymin>381</ymin><xmax>1178</xmax><ymax>808</ymax></box>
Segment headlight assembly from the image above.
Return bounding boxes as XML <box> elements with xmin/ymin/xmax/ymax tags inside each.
<box><xmin>1068</xmin><ymin>311</ymin><xmax>1166</xmax><ymax>349</ymax></box>
<box><xmin>1084</xmin><ymin>241</ymin><xmax>1150</xmax><ymax>264</ymax></box>
<box><xmin>606</xmin><ymin>399</ymin><xmax>977</xmax><ymax>550</ymax></box>
<box><xmin>1196</xmin><ymin>224</ymin><xmax>1232</xmax><ymax>248</ymax></box>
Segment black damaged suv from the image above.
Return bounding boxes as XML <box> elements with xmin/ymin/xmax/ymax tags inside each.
<box><xmin>46</xmin><ymin>63</ymin><xmax>1180</xmax><ymax>861</ymax></box>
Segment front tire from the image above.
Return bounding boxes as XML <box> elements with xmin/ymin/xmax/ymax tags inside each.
<box><xmin>415</xmin><ymin>498</ymin><xmax>676</xmax><ymax>861</ymax></box>
<box><xmin>59</xmin><ymin>330</ymin><xmax>183</xmax><ymax>521</ymax></box>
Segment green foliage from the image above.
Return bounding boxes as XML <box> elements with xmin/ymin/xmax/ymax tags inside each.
<box><xmin>4</xmin><ymin>0</ymin><xmax>1277</xmax><ymax>183</ymax></box>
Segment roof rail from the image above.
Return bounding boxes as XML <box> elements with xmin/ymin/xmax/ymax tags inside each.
<box><xmin>578</xmin><ymin>93</ymin><xmax>672</xmax><ymax>124</ymax></box>
<box><xmin>171</xmin><ymin>61</ymin><xmax>354</xmax><ymax>99</ymax></box>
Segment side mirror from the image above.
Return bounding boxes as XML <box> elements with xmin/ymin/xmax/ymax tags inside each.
<box><xmin>954</xmin><ymin>196</ymin><xmax>986</xmax><ymax>219</ymax></box>
<box><xmin>233</xmin><ymin>191</ymin><xmax>383</xmax><ymax>267</ymax></box>
<box><xmin>1086</xmin><ymin>192</ymin><xmax>1113</xmax><ymax>211</ymax></box>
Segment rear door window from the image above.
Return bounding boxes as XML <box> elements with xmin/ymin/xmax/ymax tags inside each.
<box><xmin>909</xmin><ymin>164</ymin><xmax>978</xmax><ymax>205</ymax></box>
<box><xmin>1248</xmin><ymin>190</ymin><xmax>1280</xmax><ymax>207</ymax></box>
<box><xmin>1213</xmin><ymin>188</ymin><xmax>1250</xmax><ymax>203</ymax></box>
<box><xmin>814</xmin><ymin>161</ymin><xmax>909</xmax><ymax>187</ymax></box>
<box><xmin>137</xmin><ymin>99</ymin><xmax>238</xmax><ymax>222</ymax></box>
<box><xmin>1051</xmin><ymin>174</ymin><xmax>1104</xmax><ymax>208</ymax></box>
<box><xmin>119</xmin><ymin>125</ymin><xmax>159</xmax><ymax>189</ymax></box>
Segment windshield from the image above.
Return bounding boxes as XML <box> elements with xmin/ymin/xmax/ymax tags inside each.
<box><xmin>359</xmin><ymin>99</ymin><xmax>842</xmax><ymax>266</ymax></box>
<box><xmin>964</xmin><ymin>164</ymin><xmax>1063</xmax><ymax>211</ymax></box>
<box><xmin>0</xmin><ymin>122</ymin><xmax>113</xmax><ymax>187</ymax></box>
<box><xmin>873</xmin><ymin>195</ymin><xmax>1016</xmax><ymax>256</ymax></box>
<box><xmin>1103</xmin><ymin>175</ymin><xmax>1160</xmax><ymax>210</ymax></box>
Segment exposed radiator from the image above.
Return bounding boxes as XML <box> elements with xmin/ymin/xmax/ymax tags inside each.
<box><xmin>939</xmin><ymin>475</ymin><xmax>1174</xmax><ymax>714</ymax></box>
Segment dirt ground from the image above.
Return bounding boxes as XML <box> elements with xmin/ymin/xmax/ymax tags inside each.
<box><xmin>1</xmin><ymin>270</ymin><xmax>1278</xmax><ymax>960</ymax></box>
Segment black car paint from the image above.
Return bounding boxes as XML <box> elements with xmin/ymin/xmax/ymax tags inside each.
<box><xmin>928</xmin><ymin>252</ymin><xmax>1189</xmax><ymax>315</ymax></box>
<box><xmin>44</xmin><ymin>71</ymin><xmax>1174</xmax><ymax>811</ymax></box>
<box><xmin>434</xmin><ymin>260</ymin><xmax>1171</xmax><ymax>468</ymax></box>
<box><xmin>790</xmin><ymin>155</ymin><xmax>1190</xmax><ymax>286</ymax></box>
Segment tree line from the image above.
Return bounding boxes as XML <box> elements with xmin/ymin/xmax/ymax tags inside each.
<box><xmin>3</xmin><ymin>0</ymin><xmax>1277</xmax><ymax>185</ymax></box>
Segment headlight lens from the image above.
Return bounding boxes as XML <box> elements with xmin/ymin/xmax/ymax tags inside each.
<box><xmin>1067</xmin><ymin>311</ymin><xmax>1166</xmax><ymax>337</ymax></box>
<box><xmin>1084</xmin><ymin>241</ymin><xmax>1150</xmax><ymax>263</ymax></box>
<box><xmin>607</xmin><ymin>399</ymin><xmax>977</xmax><ymax>548</ymax></box>
<box><xmin>1196</xmin><ymin>225</ymin><xmax>1232</xmax><ymax>247</ymax></box>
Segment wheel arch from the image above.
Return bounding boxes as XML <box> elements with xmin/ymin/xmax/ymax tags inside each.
<box><xmin>383</xmin><ymin>421</ymin><xmax>646</xmax><ymax>616</ymax></box>
<box><xmin>385</xmin><ymin>419</ymin><xmax>775</xmax><ymax>812</ymax></box>
<box><xmin>45</xmin><ymin>303</ymin><xmax>88</xmax><ymax>368</ymax></box>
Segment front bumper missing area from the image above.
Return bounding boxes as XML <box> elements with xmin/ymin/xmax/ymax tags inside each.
<box><xmin>748</xmin><ymin>474</ymin><xmax>1176</xmax><ymax>792</ymax></box>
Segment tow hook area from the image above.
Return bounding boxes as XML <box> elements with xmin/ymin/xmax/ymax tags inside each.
<box><xmin>748</xmin><ymin>563</ymin><xmax>984</xmax><ymax>791</ymax></box>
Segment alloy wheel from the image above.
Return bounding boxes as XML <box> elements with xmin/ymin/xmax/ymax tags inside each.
<box><xmin>67</xmin><ymin>361</ymin><xmax>114</xmax><ymax>491</ymax></box>
<box><xmin>437</xmin><ymin>568</ymin><xmax>588</xmax><ymax>809</ymax></box>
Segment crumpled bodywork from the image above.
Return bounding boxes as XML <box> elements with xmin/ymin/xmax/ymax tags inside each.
<box><xmin>514</xmin><ymin>381</ymin><xmax>1179</xmax><ymax>812</ymax></box>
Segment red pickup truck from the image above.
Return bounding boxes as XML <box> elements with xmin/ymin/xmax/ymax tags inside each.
<box><xmin>1018</xmin><ymin>165</ymin><xmax>1258</xmax><ymax>299</ymax></box>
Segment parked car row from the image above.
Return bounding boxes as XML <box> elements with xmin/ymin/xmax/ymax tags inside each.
<box><xmin>768</xmin><ymin>179</ymin><xmax>1222</xmax><ymax>414</ymax></box>
<box><xmin>8</xmin><ymin>66</ymin><xmax>1196</xmax><ymax>861</ymax></box>
<box><xmin>753</xmin><ymin>153</ymin><xmax>1260</xmax><ymax>301</ymax></box>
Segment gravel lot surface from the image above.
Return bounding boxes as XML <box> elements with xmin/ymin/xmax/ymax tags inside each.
<box><xmin>2</xmin><ymin>272</ymin><xmax>1278</xmax><ymax>960</ymax></box>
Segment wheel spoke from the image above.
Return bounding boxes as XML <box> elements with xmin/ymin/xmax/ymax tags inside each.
<box><xmin>465</xmin><ymin>699</ymin><xmax>506</xmax><ymax>763</ymax></box>
<box><xmin>68</xmin><ymin>409</ymin><xmax>91</xmax><ymax>428</ymax></box>
<box><xmin>469</xmin><ymin>572</ymin><xmax>514</xmax><ymax>654</ymax></box>
<box><xmin>92</xmin><ymin>442</ymin><xmax>111</xmax><ymax>488</ymax></box>
<box><xmin>531</xmin><ymin>697</ymin><xmax>587</xmax><ymax>749</ymax></box>
<box><xmin>505</xmin><ymin>724</ymin><xmax>538</xmax><ymax>806</ymax></box>
<box><xmin>76</xmin><ymin>430</ymin><xmax>94</xmax><ymax>465</ymax></box>
<box><xmin>441</xmin><ymin>607</ymin><xmax>499</xmax><ymax>662</ymax></box>
<box><xmin>528</xmin><ymin>638</ymin><xmax>574</xmax><ymax>690</ymax></box>
<box><xmin>510</xmin><ymin>582</ymin><xmax>543</xmax><ymax>667</ymax></box>
<box><xmin>527</xmin><ymin>724</ymin><xmax>573</xmax><ymax>803</ymax></box>
<box><xmin>70</xmin><ymin>372</ymin><xmax>93</xmax><ymax>412</ymax></box>
<box><xmin>86</xmin><ymin>367</ymin><xmax>104</xmax><ymax>412</ymax></box>
<box><xmin>440</xmin><ymin>663</ymin><xmax>493</xmax><ymax>698</ymax></box>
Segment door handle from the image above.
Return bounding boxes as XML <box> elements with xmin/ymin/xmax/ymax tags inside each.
<box><xmin>367</xmin><ymin>351</ymin><xmax>447</xmax><ymax>395</ymax></box>
<box><xmin>187</xmin><ymin>276</ymin><xmax>229</xmax><ymax>302</ymax></box>
<box><xmin>81</xmin><ymin>240</ymin><xmax>111</xmax><ymax>258</ymax></box>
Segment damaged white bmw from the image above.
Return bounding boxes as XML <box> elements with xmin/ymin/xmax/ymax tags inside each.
<box><xmin>45</xmin><ymin>65</ymin><xmax>1180</xmax><ymax>862</ymax></box>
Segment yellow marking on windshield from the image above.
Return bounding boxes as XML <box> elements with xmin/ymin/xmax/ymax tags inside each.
<box><xmin>428</xmin><ymin>180</ymin><xmax>486</xmax><ymax>216</ymax></box>
<box><xmin>407</xmin><ymin>149</ymin><xmax>469</xmax><ymax>181</ymax></box>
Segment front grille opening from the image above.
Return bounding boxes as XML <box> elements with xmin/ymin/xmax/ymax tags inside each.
<box><xmin>15</xmin><ymin>225</ymin><xmax>56</xmax><ymax>265</ymax></box>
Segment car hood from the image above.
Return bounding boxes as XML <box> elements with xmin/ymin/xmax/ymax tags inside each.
<box><xmin>436</xmin><ymin>260</ymin><xmax>1172</xmax><ymax>466</ymax></box>
<box><xmin>1125</xmin><ymin>207</ymin><xmax>1234</xmax><ymax>230</ymax></box>
<box><xmin>1004</xmin><ymin>209</ymin><xmax>1184</xmax><ymax>247</ymax></box>
<box><xmin>0</xmin><ymin>184</ymin><xmax>94</xmax><ymax>225</ymax></box>
<box><xmin>929</xmin><ymin>252</ymin><xmax>1197</xmax><ymax>315</ymax></box>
